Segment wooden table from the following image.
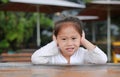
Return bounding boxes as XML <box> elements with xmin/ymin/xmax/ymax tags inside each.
<box><xmin>0</xmin><ymin>63</ymin><xmax>120</xmax><ymax>77</ymax></box>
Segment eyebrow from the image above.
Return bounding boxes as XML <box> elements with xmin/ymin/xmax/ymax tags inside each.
<box><xmin>57</xmin><ymin>35</ymin><xmax>79</xmax><ymax>38</ymax></box>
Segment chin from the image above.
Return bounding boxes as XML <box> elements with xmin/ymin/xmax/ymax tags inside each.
<box><xmin>67</xmin><ymin>52</ymin><xmax>75</xmax><ymax>56</ymax></box>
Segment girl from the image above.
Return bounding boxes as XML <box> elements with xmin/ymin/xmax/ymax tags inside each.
<box><xmin>31</xmin><ymin>17</ymin><xmax>107</xmax><ymax>64</ymax></box>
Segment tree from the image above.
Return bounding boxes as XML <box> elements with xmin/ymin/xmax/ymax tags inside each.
<box><xmin>0</xmin><ymin>0</ymin><xmax>53</xmax><ymax>53</ymax></box>
<box><xmin>0</xmin><ymin>11</ymin><xmax>53</xmax><ymax>52</ymax></box>
<box><xmin>0</xmin><ymin>12</ymin><xmax>35</xmax><ymax>51</ymax></box>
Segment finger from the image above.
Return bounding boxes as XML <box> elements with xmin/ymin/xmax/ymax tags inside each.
<box><xmin>82</xmin><ymin>30</ymin><xmax>85</xmax><ymax>38</ymax></box>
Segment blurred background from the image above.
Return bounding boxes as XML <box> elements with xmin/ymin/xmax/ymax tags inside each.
<box><xmin>0</xmin><ymin>0</ymin><xmax>120</xmax><ymax>63</ymax></box>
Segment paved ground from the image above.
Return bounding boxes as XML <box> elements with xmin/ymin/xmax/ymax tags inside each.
<box><xmin>0</xmin><ymin>63</ymin><xmax>120</xmax><ymax>77</ymax></box>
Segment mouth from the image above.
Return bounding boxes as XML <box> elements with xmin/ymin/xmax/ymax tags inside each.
<box><xmin>66</xmin><ymin>48</ymin><xmax>74</xmax><ymax>52</ymax></box>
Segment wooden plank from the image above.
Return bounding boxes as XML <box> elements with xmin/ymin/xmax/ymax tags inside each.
<box><xmin>1</xmin><ymin>57</ymin><xmax>31</xmax><ymax>62</ymax></box>
<box><xmin>0</xmin><ymin>53</ymin><xmax>32</xmax><ymax>62</ymax></box>
<box><xmin>1</xmin><ymin>53</ymin><xmax>32</xmax><ymax>57</ymax></box>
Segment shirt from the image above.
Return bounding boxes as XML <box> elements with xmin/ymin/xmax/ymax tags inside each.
<box><xmin>31</xmin><ymin>41</ymin><xmax>107</xmax><ymax>64</ymax></box>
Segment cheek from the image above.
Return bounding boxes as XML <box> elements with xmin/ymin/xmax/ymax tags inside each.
<box><xmin>76</xmin><ymin>41</ymin><xmax>81</xmax><ymax>46</ymax></box>
<box><xmin>56</xmin><ymin>39</ymin><xmax>62</xmax><ymax>47</ymax></box>
<box><xmin>75</xmin><ymin>39</ymin><xmax>81</xmax><ymax>47</ymax></box>
<box><xmin>56</xmin><ymin>41</ymin><xmax>64</xmax><ymax>47</ymax></box>
<box><xmin>56</xmin><ymin>40</ymin><xmax>66</xmax><ymax>50</ymax></box>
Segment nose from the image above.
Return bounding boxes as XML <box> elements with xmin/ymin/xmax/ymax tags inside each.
<box><xmin>67</xmin><ymin>40</ymin><xmax>73</xmax><ymax>46</ymax></box>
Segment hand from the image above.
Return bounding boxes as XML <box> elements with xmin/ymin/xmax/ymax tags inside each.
<box><xmin>80</xmin><ymin>30</ymin><xmax>96</xmax><ymax>50</ymax></box>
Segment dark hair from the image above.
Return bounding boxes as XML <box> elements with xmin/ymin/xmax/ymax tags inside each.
<box><xmin>53</xmin><ymin>16</ymin><xmax>83</xmax><ymax>37</ymax></box>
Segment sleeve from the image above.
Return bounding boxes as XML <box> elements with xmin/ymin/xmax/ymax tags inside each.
<box><xmin>84</xmin><ymin>46</ymin><xmax>108</xmax><ymax>64</ymax></box>
<box><xmin>31</xmin><ymin>41</ymin><xmax>59</xmax><ymax>64</ymax></box>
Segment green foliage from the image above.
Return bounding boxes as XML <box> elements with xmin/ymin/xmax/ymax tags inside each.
<box><xmin>0</xmin><ymin>40</ymin><xmax>9</xmax><ymax>48</ymax></box>
<box><xmin>0</xmin><ymin>11</ymin><xmax>53</xmax><ymax>52</ymax></box>
<box><xmin>1</xmin><ymin>0</ymin><xmax>9</xmax><ymax>3</ymax></box>
<box><xmin>33</xmin><ymin>13</ymin><xmax>53</xmax><ymax>28</ymax></box>
<box><xmin>84</xmin><ymin>0</ymin><xmax>92</xmax><ymax>3</ymax></box>
<box><xmin>40</xmin><ymin>13</ymin><xmax>53</xmax><ymax>27</ymax></box>
<box><xmin>0</xmin><ymin>12</ymin><xmax>35</xmax><ymax>50</ymax></box>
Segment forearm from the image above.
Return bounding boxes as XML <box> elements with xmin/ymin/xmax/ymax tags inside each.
<box><xmin>84</xmin><ymin>47</ymin><xmax>107</xmax><ymax>64</ymax></box>
<box><xmin>81</xmin><ymin>39</ymin><xmax>96</xmax><ymax>51</ymax></box>
<box><xmin>31</xmin><ymin>41</ymin><xmax>59</xmax><ymax>64</ymax></box>
<box><xmin>31</xmin><ymin>56</ymin><xmax>49</xmax><ymax>64</ymax></box>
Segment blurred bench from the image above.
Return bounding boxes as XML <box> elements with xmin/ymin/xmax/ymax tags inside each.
<box><xmin>0</xmin><ymin>53</ymin><xmax>32</xmax><ymax>62</ymax></box>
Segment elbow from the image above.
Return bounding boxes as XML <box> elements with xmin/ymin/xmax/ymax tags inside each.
<box><xmin>89</xmin><ymin>55</ymin><xmax>108</xmax><ymax>64</ymax></box>
<box><xmin>31</xmin><ymin>55</ymin><xmax>49</xmax><ymax>64</ymax></box>
<box><xmin>100</xmin><ymin>54</ymin><xmax>108</xmax><ymax>64</ymax></box>
<box><xmin>98</xmin><ymin>57</ymin><xmax>107</xmax><ymax>64</ymax></box>
<box><xmin>96</xmin><ymin>55</ymin><xmax>108</xmax><ymax>64</ymax></box>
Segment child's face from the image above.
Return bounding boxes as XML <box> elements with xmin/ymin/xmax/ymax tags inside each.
<box><xmin>56</xmin><ymin>23</ymin><xmax>81</xmax><ymax>57</ymax></box>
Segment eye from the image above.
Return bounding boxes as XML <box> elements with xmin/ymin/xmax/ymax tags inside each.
<box><xmin>72</xmin><ymin>37</ymin><xmax>77</xmax><ymax>40</ymax></box>
<box><xmin>62</xmin><ymin>38</ymin><xmax>66</xmax><ymax>40</ymax></box>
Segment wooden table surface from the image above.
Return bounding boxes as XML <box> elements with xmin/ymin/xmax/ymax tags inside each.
<box><xmin>0</xmin><ymin>63</ymin><xmax>120</xmax><ymax>77</ymax></box>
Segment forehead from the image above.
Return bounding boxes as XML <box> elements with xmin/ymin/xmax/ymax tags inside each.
<box><xmin>59</xmin><ymin>22</ymin><xmax>76</xmax><ymax>29</ymax></box>
<box><xmin>60</xmin><ymin>22</ymin><xmax>78</xmax><ymax>30</ymax></box>
<box><xmin>60</xmin><ymin>22</ymin><xmax>75</xmax><ymax>26</ymax></box>
<box><xmin>58</xmin><ymin>24</ymin><xmax>80</xmax><ymax>35</ymax></box>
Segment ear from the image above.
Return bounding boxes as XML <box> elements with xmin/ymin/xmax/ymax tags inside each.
<box><xmin>52</xmin><ymin>35</ymin><xmax>59</xmax><ymax>46</ymax></box>
<box><xmin>52</xmin><ymin>35</ymin><xmax>57</xmax><ymax>42</ymax></box>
